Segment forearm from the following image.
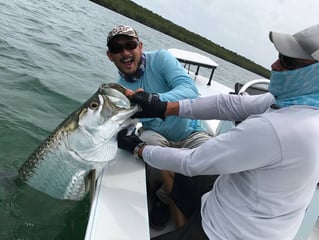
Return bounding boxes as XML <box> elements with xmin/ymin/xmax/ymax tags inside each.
<box><xmin>175</xmin><ymin>93</ymin><xmax>274</xmax><ymax>121</ymax></box>
<box><xmin>163</xmin><ymin>96</ymin><xmax>226</xmax><ymax>120</ymax></box>
<box><xmin>141</xmin><ymin>116</ymin><xmax>281</xmax><ymax>176</ymax></box>
<box><xmin>164</xmin><ymin>102</ymin><xmax>180</xmax><ymax>116</ymax></box>
<box><xmin>163</xmin><ymin>97</ymin><xmax>225</xmax><ymax>119</ymax></box>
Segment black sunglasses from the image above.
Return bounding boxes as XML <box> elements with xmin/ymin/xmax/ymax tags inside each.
<box><xmin>109</xmin><ymin>40</ymin><xmax>139</xmax><ymax>54</ymax></box>
<box><xmin>279</xmin><ymin>54</ymin><xmax>314</xmax><ymax>70</ymax></box>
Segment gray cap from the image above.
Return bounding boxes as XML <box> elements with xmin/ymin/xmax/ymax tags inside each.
<box><xmin>269</xmin><ymin>24</ymin><xmax>319</xmax><ymax>61</ymax></box>
<box><xmin>107</xmin><ymin>25</ymin><xmax>138</xmax><ymax>46</ymax></box>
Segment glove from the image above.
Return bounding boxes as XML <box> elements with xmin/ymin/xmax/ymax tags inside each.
<box><xmin>117</xmin><ymin>129</ymin><xmax>144</xmax><ymax>154</ymax></box>
<box><xmin>130</xmin><ymin>91</ymin><xmax>167</xmax><ymax>119</ymax></box>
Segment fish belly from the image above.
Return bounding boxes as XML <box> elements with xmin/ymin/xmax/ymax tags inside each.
<box><xmin>21</xmin><ymin>142</ymin><xmax>105</xmax><ymax>201</ymax></box>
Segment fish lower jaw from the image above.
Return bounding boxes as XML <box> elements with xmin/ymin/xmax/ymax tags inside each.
<box><xmin>111</xmin><ymin>106</ymin><xmax>140</xmax><ymax>125</ymax></box>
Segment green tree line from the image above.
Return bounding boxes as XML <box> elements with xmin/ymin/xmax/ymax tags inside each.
<box><xmin>90</xmin><ymin>0</ymin><xmax>270</xmax><ymax>78</ymax></box>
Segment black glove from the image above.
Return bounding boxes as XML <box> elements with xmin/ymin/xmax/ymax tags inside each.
<box><xmin>131</xmin><ymin>91</ymin><xmax>167</xmax><ymax>119</ymax></box>
<box><xmin>117</xmin><ymin>129</ymin><xmax>143</xmax><ymax>154</ymax></box>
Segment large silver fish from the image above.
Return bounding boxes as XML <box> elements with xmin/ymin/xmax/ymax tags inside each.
<box><xmin>18</xmin><ymin>83</ymin><xmax>139</xmax><ymax>201</ymax></box>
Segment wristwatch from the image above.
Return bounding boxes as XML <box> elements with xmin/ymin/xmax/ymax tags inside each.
<box><xmin>134</xmin><ymin>142</ymin><xmax>146</xmax><ymax>160</ymax></box>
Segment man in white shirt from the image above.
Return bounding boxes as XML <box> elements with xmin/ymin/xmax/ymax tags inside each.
<box><xmin>118</xmin><ymin>24</ymin><xmax>319</xmax><ymax>239</ymax></box>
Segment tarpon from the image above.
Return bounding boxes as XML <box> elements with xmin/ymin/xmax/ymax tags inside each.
<box><xmin>18</xmin><ymin>83</ymin><xmax>139</xmax><ymax>201</ymax></box>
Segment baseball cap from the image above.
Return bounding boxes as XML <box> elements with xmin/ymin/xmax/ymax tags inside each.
<box><xmin>269</xmin><ymin>24</ymin><xmax>319</xmax><ymax>61</ymax></box>
<box><xmin>107</xmin><ymin>25</ymin><xmax>138</xmax><ymax>46</ymax></box>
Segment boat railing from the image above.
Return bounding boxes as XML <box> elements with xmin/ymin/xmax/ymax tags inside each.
<box><xmin>168</xmin><ymin>48</ymin><xmax>218</xmax><ymax>85</ymax></box>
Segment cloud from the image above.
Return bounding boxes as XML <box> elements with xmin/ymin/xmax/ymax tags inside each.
<box><xmin>131</xmin><ymin>0</ymin><xmax>319</xmax><ymax>68</ymax></box>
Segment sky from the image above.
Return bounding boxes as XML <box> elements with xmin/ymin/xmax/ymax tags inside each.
<box><xmin>131</xmin><ymin>0</ymin><xmax>319</xmax><ymax>68</ymax></box>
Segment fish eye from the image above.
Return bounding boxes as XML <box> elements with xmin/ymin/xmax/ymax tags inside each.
<box><xmin>89</xmin><ymin>101</ymin><xmax>99</xmax><ymax>110</ymax></box>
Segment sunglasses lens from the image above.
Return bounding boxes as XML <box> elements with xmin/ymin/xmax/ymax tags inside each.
<box><xmin>279</xmin><ymin>54</ymin><xmax>294</xmax><ymax>69</ymax></box>
<box><xmin>125</xmin><ymin>41</ymin><xmax>138</xmax><ymax>50</ymax></box>
<box><xmin>109</xmin><ymin>45</ymin><xmax>123</xmax><ymax>54</ymax></box>
<box><xmin>109</xmin><ymin>40</ymin><xmax>138</xmax><ymax>54</ymax></box>
<box><xmin>279</xmin><ymin>54</ymin><xmax>314</xmax><ymax>70</ymax></box>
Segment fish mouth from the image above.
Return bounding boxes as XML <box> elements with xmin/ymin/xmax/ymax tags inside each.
<box><xmin>100</xmin><ymin>83</ymin><xmax>138</xmax><ymax>108</ymax></box>
<box><xmin>99</xmin><ymin>83</ymin><xmax>140</xmax><ymax>123</ymax></box>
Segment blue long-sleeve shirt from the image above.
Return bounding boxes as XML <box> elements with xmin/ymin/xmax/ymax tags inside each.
<box><xmin>118</xmin><ymin>49</ymin><xmax>199</xmax><ymax>141</ymax></box>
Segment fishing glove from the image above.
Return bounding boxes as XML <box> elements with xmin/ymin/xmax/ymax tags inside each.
<box><xmin>131</xmin><ymin>91</ymin><xmax>167</xmax><ymax>119</ymax></box>
<box><xmin>117</xmin><ymin>129</ymin><xmax>145</xmax><ymax>160</ymax></box>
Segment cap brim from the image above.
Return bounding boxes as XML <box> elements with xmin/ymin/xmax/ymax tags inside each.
<box><xmin>270</xmin><ymin>31</ymin><xmax>314</xmax><ymax>60</ymax></box>
<box><xmin>107</xmin><ymin>35</ymin><xmax>138</xmax><ymax>47</ymax></box>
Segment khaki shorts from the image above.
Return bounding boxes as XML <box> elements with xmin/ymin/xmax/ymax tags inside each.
<box><xmin>137</xmin><ymin>128</ymin><xmax>211</xmax><ymax>148</ymax></box>
<box><xmin>137</xmin><ymin>129</ymin><xmax>212</xmax><ymax>192</ymax></box>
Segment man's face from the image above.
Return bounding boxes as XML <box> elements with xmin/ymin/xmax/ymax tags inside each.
<box><xmin>107</xmin><ymin>36</ymin><xmax>143</xmax><ymax>77</ymax></box>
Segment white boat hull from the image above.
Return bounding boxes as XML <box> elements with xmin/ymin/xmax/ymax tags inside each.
<box><xmin>85</xmin><ymin>150</ymin><xmax>149</xmax><ymax>240</ymax></box>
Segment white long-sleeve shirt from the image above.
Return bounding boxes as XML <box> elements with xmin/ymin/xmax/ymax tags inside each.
<box><xmin>142</xmin><ymin>93</ymin><xmax>319</xmax><ymax>240</ymax></box>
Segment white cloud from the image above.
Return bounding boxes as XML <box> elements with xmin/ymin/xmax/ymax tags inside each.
<box><xmin>131</xmin><ymin>0</ymin><xmax>319</xmax><ymax>68</ymax></box>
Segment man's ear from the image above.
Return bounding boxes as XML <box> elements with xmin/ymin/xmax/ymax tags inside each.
<box><xmin>106</xmin><ymin>50</ymin><xmax>113</xmax><ymax>61</ymax></box>
<box><xmin>138</xmin><ymin>41</ymin><xmax>143</xmax><ymax>50</ymax></box>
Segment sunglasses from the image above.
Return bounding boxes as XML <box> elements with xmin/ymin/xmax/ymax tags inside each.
<box><xmin>108</xmin><ymin>40</ymin><xmax>139</xmax><ymax>54</ymax></box>
<box><xmin>279</xmin><ymin>54</ymin><xmax>315</xmax><ymax>70</ymax></box>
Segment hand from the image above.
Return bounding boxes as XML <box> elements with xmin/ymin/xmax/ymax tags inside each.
<box><xmin>130</xmin><ymin>91</ymin><xmax>167</xmax><ymax>119</ymax></box>
<box><xmin>117</xmin><ymin>129</ymin><xmax>144</xmax><ymax>154</ymax></box>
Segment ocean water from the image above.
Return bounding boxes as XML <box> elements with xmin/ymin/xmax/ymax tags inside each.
<box><xmin>0</xmin><ymin>0</ymin><xmax>264</xmax><ymax>239</ymax></box>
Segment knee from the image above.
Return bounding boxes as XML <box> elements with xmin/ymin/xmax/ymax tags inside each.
<box><xmin>139</xmin><ymin>130</ymin><xmax>169</xmax><ymax>146</ymax></box>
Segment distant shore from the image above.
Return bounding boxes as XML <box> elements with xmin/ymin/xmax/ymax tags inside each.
<box><xmin>90</xmin><ymin>0</ymin><xmax>271</xmax><ymax>78</ymax></box>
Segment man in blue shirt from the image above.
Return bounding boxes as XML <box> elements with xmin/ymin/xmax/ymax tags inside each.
<box><xmin>106</xmin><ymin>25</ymin><xmax>211</xmax><ymax>229</ymax></box>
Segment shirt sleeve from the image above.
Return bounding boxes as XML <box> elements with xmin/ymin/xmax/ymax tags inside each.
<box><xmin>142</xmin><ymin>115</ymin><xmax>282</xmax><ymax>176</ymax></box>
<box><xmin>179</xmin><ymin>93</ymin><xmax>275</xmax><ymax>121</ymax></box>
<box><xmin>155</xmin><ymin>50</ymin><xmax>199</xmax><ymax>101</ymax></box>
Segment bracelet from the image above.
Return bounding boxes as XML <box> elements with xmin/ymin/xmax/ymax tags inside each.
<box><xmin>133</xmin><ymin>142</ymin><xmax>146</xmax><ymax>160</ymax></box>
